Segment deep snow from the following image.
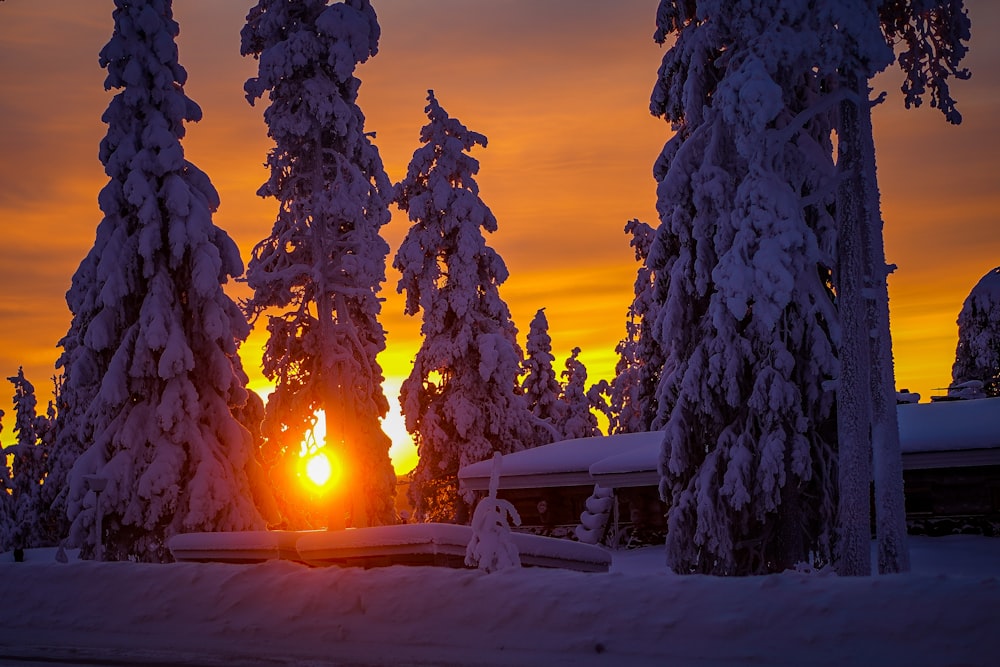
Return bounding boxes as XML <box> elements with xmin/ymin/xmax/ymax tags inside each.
<box><xmin>1</xmin><ymin>535</ymin><xmax>997</xmax><ymax>666</ymax></box>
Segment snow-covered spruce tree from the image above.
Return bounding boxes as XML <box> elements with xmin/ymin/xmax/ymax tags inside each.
<box><xmin>952</xmin><ymin>268</ymin><xmax>1000</xmax><ymax>395</ymax></box>
<box><xmin>522</xmin><ymin>308</ymin><xmax>566</xmax><ymax>438</ymax></box>
<box><xmin>3</xmin><ymin>369</ymin><xmax>58</xmax><ymax>550</ymax></box>
<box><xmin>835</xmin><ymin>0</ymin><xmax>970</xmax><ymax>575</ymax></box>
<box><xmin>241</xmin><ymin>0</ymin><xmax>397</xmax><ymax>529</ymax></box>
<box><xmin>52</xmin><ymin>200</ymin><xmax>111</xmax><ymax>546</ymax></box>
<box><xmin>556</xmin><ymin>348</ymin><xmax>602</xmax><ymax>440</ymax></box>
<box><xmin>61</xmin><ymin>0</ymin><xmax>268</xmax><ymax>562</ymax></box>
<box><xmin>608</xmin><ymin>218</ymin><xmax>660</xmax><ymax>434</ymax></box>
<box><xmin>649</xmin><ymin>1</ymin><xmax>840</xmax><ymax>575</ymax></box>
<box><xmin>394</xmin><ymin>91</ymin><xmax>538</xmax><ymax>523</ymax></box>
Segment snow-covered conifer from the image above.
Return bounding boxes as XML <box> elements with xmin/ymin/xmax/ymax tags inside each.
<box><xmin>0</xmin><ymin>410</ymin><xmax>12</xmax><ymax>552</ymax></box>
<box><xmin>3</xmin><ymin>369</ymin><xmax>57</xmax><ymax>549</ymax></box>
<box><xmin>952</xmin><ymin>268</ymin><xmax>1000</xmax><ymax>395</ymax></box>
<box><xmin>61</xmin><ymin>0</ymin><xmax>267</xmax><ymax>561</ymax></box>
<box><xmin>241</xmin><ymin>0</ymin><xmax>397</xmax><ymax>528</ymax></box>
<box><xmin>556</xmin><ymin>348</ymin><xmax>602</xmax><ymax>440</ymax></box>
<box><xmin>394</xmin><ymin>91</ymin><xmax>537</xmax><ymax>523</ymax></box>
<box><xmin>609</xmin><ymin>219</ymin><xmax>660</xmax><ymax>434</ymax></box>
<box><xmin>649</xmin><ymin>1</ymin><xmax>840</xmax><ymax>575</ymax></box>
<box><xmin>522</xmin><ymin>308</ymin><xmax>565</xmax><ymax>435</ymax></box>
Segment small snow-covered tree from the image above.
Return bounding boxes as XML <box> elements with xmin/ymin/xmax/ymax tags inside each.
<box><xmin>556</xmin><ymin>348</ymin><xmax>602</xmax><ymax>440</ymax></box>
<box><xmin>522</xmin><ymin>308</ymin><xmax>565</xmax><ymax>434</ymax></box>
<box><xmin>394</xmin><ymin>91</ymin><xmax>537</xmax><ymax>523</ymax></box>
<box><xmin>61</xmin><ymin>0</ymin><xmax>267</xmax><ymax>562</ymax></box>
<box><xmin>649</xmin><ymin>1</ymin><xmax>840</xmax><ymax>575</ymax></box>
<box><xmin>3</xmin><ymin>369</ymin><xmax>57</xmax><ymax>550</ymax></box>
<box><xmin>241</xmin><ymin>0</ymin><xmax>397</xmax><ymax>529</ymax></box>
<box><xmin>609</xmin><ymin>219</ymin><xmax>660</xmax><ymax>434</ymax></box>
<box><xmin>951</xmin><ymin>268</ymin><xmax>1000</xmax><ymax>396</ymax></box>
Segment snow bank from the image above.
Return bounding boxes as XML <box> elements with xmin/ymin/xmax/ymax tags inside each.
<box><xmin>2</xmin><ymin>536</ymin><xmax>998</xmax><ymax>666</ymax></box>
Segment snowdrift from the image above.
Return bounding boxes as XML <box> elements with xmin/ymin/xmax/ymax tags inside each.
<box><xmin>2</xmin><ymin>536</ymin><xmax>998</xmax><ymax>666</ymax></box>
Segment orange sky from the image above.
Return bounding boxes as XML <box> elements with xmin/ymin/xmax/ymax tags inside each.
<box><xmin>1</xmin><ymin>1</ymin><xmax>998</xmax><ymax>474</ymax></box>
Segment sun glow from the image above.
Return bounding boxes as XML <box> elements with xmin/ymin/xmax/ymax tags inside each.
<box><xmin>302</xmin><ymin>448</ymin><xmax>335</xmax><ymax>489</ymax></box>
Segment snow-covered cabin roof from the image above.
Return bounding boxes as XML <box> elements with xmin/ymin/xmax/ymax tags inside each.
<box><xmin>897</xmin><ymin>397</ymin><xmax>1000</xmax><ymax>469</ymax></box>
<box><xmin>459</xmin><ymin>398</ymin><xmax>1000</xmax><ymax>491</ymax></box>
<box><xmin>458</xmin><ymin>431</ymin><xmax>658</xmax><ymax>491</ymax></box>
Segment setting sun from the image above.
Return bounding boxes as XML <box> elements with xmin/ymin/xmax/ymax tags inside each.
<box><xmin>302</xmin><ymin>449</ymin><xmax>335</xmax><ymax>489</ymax></box>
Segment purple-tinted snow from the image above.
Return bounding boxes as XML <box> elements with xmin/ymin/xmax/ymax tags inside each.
<box><xmin>2</xmin><ymin>536</ymin><xmax>997</xmax><ymax>666</ymax></box>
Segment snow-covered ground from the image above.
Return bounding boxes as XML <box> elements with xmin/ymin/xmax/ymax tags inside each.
<box><xmin>1</xmin><ymin>535</ymin><xmax>998</xmax><ymax>666</ymax></box>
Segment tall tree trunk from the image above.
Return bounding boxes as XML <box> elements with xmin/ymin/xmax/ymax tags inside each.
<box><xmin>856</xmin><ymin>83</ymin><xmax>910</xmax><ymax>575</ymax></box>
<box><xmin>835</xmin><ymin>69</ymin><xmax>874</xmax><ymax>576</ymax></box>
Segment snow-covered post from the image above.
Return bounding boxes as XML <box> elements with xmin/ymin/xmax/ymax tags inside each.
<box><xmin>84</xmin><ymin>475</ymin><xmax>108</xmax><ymax>562</ymax></box>
<box><xmin>465</xmin><ymin>452</ymin><xmax>521</xmax><ymax>573</ymax></box>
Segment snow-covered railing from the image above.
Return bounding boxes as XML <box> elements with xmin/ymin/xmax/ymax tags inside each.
<box><xmin>169</xmin><ymin>524</ymin><xmax>611</xmax><ymax>573</ymax></box>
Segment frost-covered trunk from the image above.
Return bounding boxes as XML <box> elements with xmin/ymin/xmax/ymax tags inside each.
<box><xmin>855</xmin><ymin>84</ymin><xmax>909</xmax><ymax>575</ymax></box>
<box><xmin>837</xmin><ymin>70</ymin><xmax>909</xmax><ymax>575</ymax></box>
<box><xmin>835</xmin><ymin>72</ymin><xmax>874</xmax><ymax>577</ymax></box>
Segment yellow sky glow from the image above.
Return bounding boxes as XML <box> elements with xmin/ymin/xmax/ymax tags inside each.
<box><xmin>1</xmin><ymin>1</ymin><xmax>999</xmax><ymax>475</ymax></box>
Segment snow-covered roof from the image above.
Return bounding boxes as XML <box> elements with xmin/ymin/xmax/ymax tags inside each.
<box><xmin>458</xmin><ymin>431</ymin><xmax>659</xmax><ymax>491</ymax></box>
<box><xmin>897</xmin><ymin>397</ymin><xmax>1000</xmax><ymax>451</ymax></box>
<box><xmin>460</xmin><ymin>398</ymin><xmax>1000</xmax><ymax>490</ymax></box>
<box><xmin>897</xmin><ymin>397</ymin><xmax>1000</xmax><ymax>469</ymax></box>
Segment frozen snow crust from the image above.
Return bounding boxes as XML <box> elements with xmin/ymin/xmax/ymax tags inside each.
<box><xmin>2</xmin><ymin>536</ymin><xmax>997</xmax><ymax>666</ymax></box>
